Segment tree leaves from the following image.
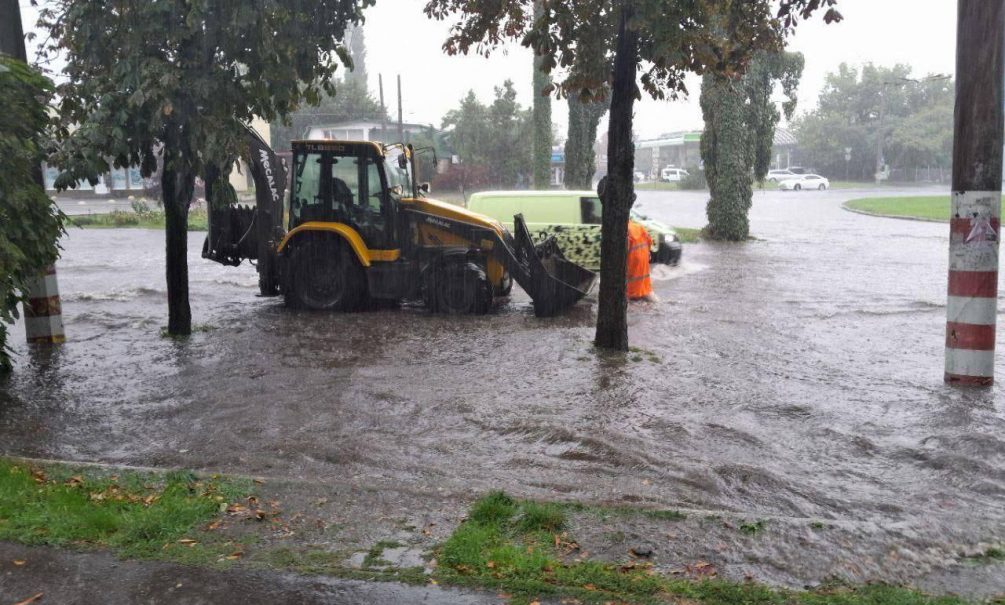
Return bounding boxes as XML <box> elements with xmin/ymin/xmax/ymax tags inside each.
<box><xmin>423</xmin><ymin>0</ymin><xmax>840</xmax><ymax>102</ymax></box>
<box><xmin>0</xmin><ymin>57</ymin><xmax>65</xmax><ymax>372</ymax></box>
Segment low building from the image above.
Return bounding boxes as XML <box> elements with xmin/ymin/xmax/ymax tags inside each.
<box><xmin>304</xmin><ymin>119</ymin><xmax>431</xmax><ymax>144</ymax></box>
<box><xmin>633</xmin><ymin>127</ymin><xmax>799</xmax><ymax>180</ymax></box>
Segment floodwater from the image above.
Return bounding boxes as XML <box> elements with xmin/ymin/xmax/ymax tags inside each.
<box><xmin>2</xmin><ymin>188</ymin><xmax>1003</xmax><ymax>592</ymax></box>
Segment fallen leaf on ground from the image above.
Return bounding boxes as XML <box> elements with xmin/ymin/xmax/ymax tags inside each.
<box><xmin>253</xmin><ymin>479</ymin><xmax>264</xmax><ymax>485</ymax></box>
<box><xmin>530</xmin><ymin>600</ymin><xmax>541</xmax><ymax>605</ymax></box>
<box><xmin>486</xmin><ymin>560</ymin><xmax>495</xmax><ymax>569</ymax></box>
<box><xmin>225</xmin><ymin>551</ymin><xmax>243</xmax><ymax>560</ymax></box>
<box><xmin>205</xmin><ymin>520</ymin><xmax>221</xmax><ymax>531</ymax></box>
<box><xmin>177</xmin><ymin>539</ymin><xmax>198</xmax><ymax>546</ymax></box>
<box><xmin>65</xmin><ymin>476</ymin><xmax>84</xmax><ymax>487</ymax></box>
<box><xmin>687</xmin><ymin>561</ymin><xmax>717</xmax><ymax>578</ymax></box>
<box><xmin>12</xmin><ymin>593</ymin><xmax>43</xmax><ymax>605</ymax></box>
<box><xmin>12</xmin><ymin>560</ymin><xmax>26</xmax><ymax>566</ymax></box>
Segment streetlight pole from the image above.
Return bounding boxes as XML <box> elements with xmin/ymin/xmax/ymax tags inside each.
<box><xmin>945</xmin><ymin>0</ymin><xmax>1004</xmax><ymax>386</ymax></box>
<box><xmin>874</xmin><ymin>90</ymin><xmax>886</xmax><ymax>184</ymax></box>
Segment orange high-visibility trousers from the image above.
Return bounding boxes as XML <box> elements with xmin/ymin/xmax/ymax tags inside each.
<box><xmin>626</xmin><ymin>221</ymin><xmax>653</xmax><ymax>299</ymax></box>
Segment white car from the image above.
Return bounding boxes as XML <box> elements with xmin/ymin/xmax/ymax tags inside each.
<box><xmin>778</xmin><ymin>174</ymin><xmax>830</xmax><ymax>191</ymax></box>
<box><xmin>661</xmin><ymin>167</ymin><xmax>689</xmax><ymax>182</ymax></box>
<box><xmin>766</xmin><ymin>169</ymin><xmax>796</xmax><ymax>182</ymax></box>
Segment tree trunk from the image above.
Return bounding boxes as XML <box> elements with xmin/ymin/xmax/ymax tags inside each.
<box><xmin>701</xmin><ymin>77</ymin><xmax>752</xmax><ymax>241</ymax></box>
<box><xmin>594</xmin><ymin>3</ymin><xmax>638</xmax><ymax>352</ymax></box>
<box><xmin>161</xmin><ymin>126</ymin><xmax>194</xmax><ymax>336</ymax></box>
<box><xmin>531</xmin><ymin>0</ymin><xmax>553</xmax><ymax>190</ymax></box>
<box><xmin>564</xmin><ymin>92</ymin><xmax>607</xmax><ymax>190</ymax></box>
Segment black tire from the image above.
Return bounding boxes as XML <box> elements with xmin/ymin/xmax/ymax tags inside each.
<box><xmin>818</xmin><ymin>184</ymin><xmax>826</xmax><ymax>190</ymax></box>
<box><xmin>425</xmin><ymin>259</ymin><xmax>492</xmax><ymax>315</ymax></box>
<box><xmin>284</xmin><ymin>237</ymin><xmax>366</xmax><ymax>311</ymax></box>
<box><xmin>794</xmin><ymin>184</ymin><xmax>802</xmax><ymax>191</ymax></box>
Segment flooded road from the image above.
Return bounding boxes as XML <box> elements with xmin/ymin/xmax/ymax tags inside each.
<box><xmin>3</xmin><ymin>187</ymin><xmax>1003</xmax><ymax>592</ymax></box>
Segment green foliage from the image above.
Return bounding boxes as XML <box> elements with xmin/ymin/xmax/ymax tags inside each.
<box><xmin>701</xmin><ymin>52</ymin><xmax>804</xmax><ymax>241</ymax></box>
<box><xmin>441</xmin><ymin>81</ymin><xmax>533</xmax><ymax>189</ymax></box>
<box><xmin>0</xmin><ymin>57</ymin><xmax>66</xmax><ymax>373</ymax></box>
<box><xmin>425</xmin><ymin>1</ymin><xmax>840</xmax><ymax>102</ymax></box>
<box><xmin>0</xmin><ymin>459</ymin><xmax>248</xmax><ymax>556</ymax></box>
<box><xmin>701</xmin><ymin>78</ymin><xmax>755</xmax><ymax>241</ymax></box>
<box><xmin>794</xmin><ymin>64</ymin><xmax>954</xmax><ymax>181</ymax></box>
<box><xmin>44</xmin><ymin>0</ymin><xmax>374</xmax><ymax>185</ymax></box>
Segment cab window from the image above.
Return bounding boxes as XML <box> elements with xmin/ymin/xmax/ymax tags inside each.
<box><xmin>580</xmin><ymin>196</ymin><xmax>602</xmax><ymax>225</ymax></box>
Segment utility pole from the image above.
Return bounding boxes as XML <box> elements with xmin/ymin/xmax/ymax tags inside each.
<box><xmin>378</xmin><ymin>74</ymin><xmax>387</xmax><ymax>142</ymax></box>
<box><xmin>873</xmin><ymin>89</ymin><xmax>886</xmax><ymax>184</ymax></box>
<box><xmin>0</xmin><ymin>0</ymin><xmax>66</xmax><ymax>346</ymax></box>
<box><xmin>945</xmin><ymin>0</ymin><xmax>1004</xmax><ymax>386</ymax></box>
<box><xmin>396</xmin><ymin>74</ymin><xmax>404</xmax><ymax>144</ymax></box>
<box><xmin>0</xmin><ymin>0</ymin><xmax>28</xmax><ymax>61</ymax></box>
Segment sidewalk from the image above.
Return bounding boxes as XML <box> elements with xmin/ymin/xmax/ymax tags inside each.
<box><xmin>0</xmin><ymin>542</ymin><xmax>502</xmax><ymax>605</ymax></box>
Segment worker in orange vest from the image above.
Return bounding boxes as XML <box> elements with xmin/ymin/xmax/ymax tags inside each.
<box><xmin>627</xmin><ymin>220</ymin><xmax>657</xmax><ymax>301</ymax></box>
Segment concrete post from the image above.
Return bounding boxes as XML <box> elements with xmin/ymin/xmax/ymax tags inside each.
<box><xmin>945</xmin><ymin>0</ymin><xmax>1004</xmax><ymax>386</ymax></box>
<box><xmin>23</xmin><ymin>265</ymin><xmax>65</xmax><ymax>344</ymax></box>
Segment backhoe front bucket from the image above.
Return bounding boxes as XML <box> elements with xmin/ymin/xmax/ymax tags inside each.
<box><xmin>505</xmin><ymin>215</ymin><xmax>597</xmax><ymax>317</ymax></box>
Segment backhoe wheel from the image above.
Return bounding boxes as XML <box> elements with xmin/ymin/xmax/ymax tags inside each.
<box><xmin>285</xmin><ymin>237</ymin><xmax>366</xmax><ymax>311</ymax></box>
<box><xmin>425</xmin><ymin>260</ymin><xmax>492</xmax><ymax>315</ymax></box>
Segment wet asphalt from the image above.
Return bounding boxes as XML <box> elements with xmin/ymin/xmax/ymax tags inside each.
<box><xmin>2</xmin><ymin>186</ymin><xmax>1003</xmax><ymax>598</ymax></box>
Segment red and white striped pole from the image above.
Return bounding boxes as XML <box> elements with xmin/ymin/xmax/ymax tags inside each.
<box><xmin>23</xmin><ymin>265</ymin><xmax>65</xmax><ymax>345</ymax></box>
<box><xmin>945</xmin><ymin>0</ymin><xmax>1004</xmax><ymax>386</ymax></box>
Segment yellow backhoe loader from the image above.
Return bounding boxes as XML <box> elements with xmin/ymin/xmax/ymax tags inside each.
<box><xmin>203</xmin><ymin>129</ymin><xmax>595</xmax><ymax>316</ymax></box>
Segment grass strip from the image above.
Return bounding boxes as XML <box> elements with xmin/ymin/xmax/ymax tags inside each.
<box><xmin>68</xmin><ymin>208</ymin><xmax>209</xmax><ymax>231</ymax></box>
<box><xmin>673</xmin><ymin>227</ymin><xmax>702</xmax><ymax>244</ymax></box>
<box><xmin>0</xmin><ymin>458</ymin><xmax>250</xmax><ymax>559</ymax></box>
<box><xmin>435</xmin><ymin>491</ymin><xmax>974</xmax><ymax>605</ymax></box>
<box><xmin>844</xmin><ymin>196</ymin><xmax>1005</xmax><ymax>222</ymax></box>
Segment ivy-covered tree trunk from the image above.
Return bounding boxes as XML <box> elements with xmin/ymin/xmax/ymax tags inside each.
<box><xmin>595</xmin><ymin>3</ymin><xmax>638</xmax><ymax>352</ymax></box>
<box><xmin>161</xmin><ymin>124</ymin><xmax>194</xmax><ymax>336</ymax></box>
<box><xmin>531</xmin><ymin>0</ymin><xmax>552</xmax><ymax>189</ymax></box>
<box><xmin>700</xmin><ymin>77</ymin><xmax>754</xmax><ymax>241</ymax></box>
<box><xmin>564</xmin><ymin>92</ymin><xmax>607</xmax><ymax>190</ymax></box>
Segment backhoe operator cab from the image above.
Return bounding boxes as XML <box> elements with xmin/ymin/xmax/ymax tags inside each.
<box><xmin>278</xmin><ymin>140</ymin><xmax>506</xmax><ymax>313</ymax></box>
<box><xmin>204</xmin><ymin>129</ymin><xmax>595</xmax><ymax>317</ymax></box>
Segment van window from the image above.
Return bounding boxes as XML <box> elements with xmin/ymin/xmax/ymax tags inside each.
<box><xmin>580</xmin><ymin>196</ymin><xmax>602</xmax><ymax>225</ymax></box>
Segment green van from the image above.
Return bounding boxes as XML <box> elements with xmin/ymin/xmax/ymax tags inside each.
<box><xmin>466</xmin><ymin>190</ymin><xmax>682</xmax><ymax>270</ymax></box>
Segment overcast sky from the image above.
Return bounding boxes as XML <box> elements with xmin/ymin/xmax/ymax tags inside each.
<box><xmin>20</xmin><ymin>0</ymin><xmax>958</xmax><ymax>140</ymax></box>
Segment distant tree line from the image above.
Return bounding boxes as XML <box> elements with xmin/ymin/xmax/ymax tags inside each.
<box><xmin>793</xmin><ymin>63</ymin><xmax>953</xmax><ymax>182</ymax></box>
